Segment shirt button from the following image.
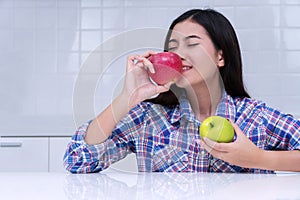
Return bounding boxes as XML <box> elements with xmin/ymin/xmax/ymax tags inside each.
<box><xmin>200</xmin><ymin>150</ymin><xmax>206</xmax><ymax>155</ymax></box>
<box><xmin>168</xmin><ymin>159</ymin><xmax>172</xmax><ymax>164</ymax></box>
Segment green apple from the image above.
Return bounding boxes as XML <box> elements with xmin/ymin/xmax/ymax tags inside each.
<box><xmin>199</xmin><ymin>116</ymin><xmax>234</xmax><ymax>143</ymax></box>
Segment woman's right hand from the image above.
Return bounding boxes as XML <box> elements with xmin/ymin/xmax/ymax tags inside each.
<box><xmin>121</xmin><ymin>51</ymin><xmax>173</xmax><ymax>109</ymax></box>
<box><xmin>85</xmin><ymin>51</ymin><xmax>173</xmax><ymax>145</ymax></box>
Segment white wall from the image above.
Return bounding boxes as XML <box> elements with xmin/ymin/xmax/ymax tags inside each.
<box><xmin>0</xmin><ymin>0</ymin><xmax>299</xmax><ymax>136</ymax></box>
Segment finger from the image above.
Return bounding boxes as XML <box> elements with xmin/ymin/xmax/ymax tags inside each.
<box><xmin>163</xmin><ymin>81</ymin><xmax>174</xmax><ymax>90</ymax></box>
<box><xmin>203</xmin><ymin>137</ymin><xmax>231</xmax><ymax>152</ymax></box>
<box><xmin>127</xmin><ymin>55</ymin><xmax>141</xmax><ymax>69</ymax></box>
<box><xmin>141</xmin><ymin>50</ymin><xmax>157</xmax><ymax>58</ymax></box>
<box><xmin>155</xmin><ymin>84</ymin><xmax>170</xmax><ymax>94</ymax></box>
<box><xmin>229</xmin><ymin>120</ymin><xmax>244</xmax><ymax>137</ymax></box>
<box><xmin>199</xmin><ymin>139</ymin><xmax>214</xmax><ymax>154</ymax></box>
<box><xmin>127</xmin><ymin>56</ymin><xmax>152</xmax><ymax>73</ymax></box>
<box><xmin>200</xmin><ymin>139</ymin><xmax>227</xmax><ymax>161</ymax></box>
<box><xmin>203</xmin><ymin>137</ymin><xmax>217</xmax><ymax>148</ymax></box>
<box><xmin>128</xmin><ymin>54</ymin><xmax>140</xmax><ymax>62</ymax></box>
<box><xmin>195</xmin><ymin>139</ymin><xmax>202</xmax><ymax>145</ymax></box>
<box><xmin>139</xmin><ymin>57</ymin><xmax>155</xmax><ymax>73</ymax></box>
<box><xmin>154</xmin><ymin>80</ymin><xmax>174</xmax><ymax>94</ymax></box>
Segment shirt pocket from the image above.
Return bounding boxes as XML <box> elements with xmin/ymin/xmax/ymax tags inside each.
<box><xmin>152</xmin><ymin>145</ymin><xmax>189</xmax><ymax>172</ymax></box>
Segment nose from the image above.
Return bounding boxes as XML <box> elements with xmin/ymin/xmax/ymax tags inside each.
<box><xmin>172</xmin><ymin>48</ymin><xmax>186</xmax><ymax>61</ymax></box>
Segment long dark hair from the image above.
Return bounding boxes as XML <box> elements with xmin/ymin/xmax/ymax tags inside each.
<box><xmin>146</xmin><ymin>8</ymin><xmax>250</xmax><ymax>106</ymax></box>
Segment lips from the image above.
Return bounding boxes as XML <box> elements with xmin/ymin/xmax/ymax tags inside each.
<box><xmin>182</xmin><ymin>65</ymin><xmax>192</xmax><ymax>71</ymax></box>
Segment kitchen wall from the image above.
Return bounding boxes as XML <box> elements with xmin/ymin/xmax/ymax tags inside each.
<box><xmin>0</xmin><ymin>0</ymin><xmax>300</xmax><ymax>136</ymax></box>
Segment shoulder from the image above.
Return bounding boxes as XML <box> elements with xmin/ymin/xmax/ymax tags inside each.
<box><xmin>233</xmin><ymin>97</ymin><xmax>268</xmax><ymax>116</ymax></box>
<box><xmin>231</xmin><ymin>97</ymin><xmax>269</xmax><ymax>125</ymax></box>
<box><xmin>233</xmin><ymin>97</ymin><xmax>291</xmax><ymax>117</ymax></box>
<box><xmin>232</xmin><ymin>96</ymin><xmax>296</xmax><ymax>125</ymax></box>
<box><xmin>234</xmin><ymin>97</ymin><xmax>265</xmax><ymax>110</ymax></box>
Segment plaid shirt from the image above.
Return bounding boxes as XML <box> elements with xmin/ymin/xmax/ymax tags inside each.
<box><xmin>64</xmin><ymin>91</ymin><xmax>300</xmax><ymax>173</ymax></box>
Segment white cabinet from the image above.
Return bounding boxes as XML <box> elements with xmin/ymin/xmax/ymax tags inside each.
<box><xmin>0</xmin><ymin>136</ymin><xmax>138</xmax><ymax>172</ymax></box>
<box><xmin>0</xmin><ymin>136</ymin><xmax>70</xmax><ymax>172</ymax></box>
<box><xmin>49</xmin><ymin>137</ymin><xmax>71</xmax><ymax>172</ymax></box>
<box><xmin>0</xmin><ymin>137</ymin><xmax>48</xmax><ymax>172</ymax></box>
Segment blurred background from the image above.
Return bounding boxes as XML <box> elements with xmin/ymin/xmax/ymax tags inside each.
<box><xmin>0</xmin><ymin>0</ymin><xmax>300</xmax><ymax>172</ymax></box>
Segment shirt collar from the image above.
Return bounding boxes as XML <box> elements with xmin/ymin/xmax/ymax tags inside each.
<box><xmin>215</xmin><ymin>90</ymin><xmax>236</xmax><ymax>122</ymax></box>
<box><xmin>170</xmin><ymin>89</ymin><xmax>236</xmax><ymax>123</ymax></box>
<box><xmin>178</xmin><ymin>90</ymin><xmax>197</xmax><ymax>122</ymax></box>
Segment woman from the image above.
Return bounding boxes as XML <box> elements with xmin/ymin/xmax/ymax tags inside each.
<box><xmin>64</xmin><ymin>9</ymin><xmax>300</xmax><ymax>173</ymax></box>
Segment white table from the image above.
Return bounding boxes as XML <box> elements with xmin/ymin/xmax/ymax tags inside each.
<box><xmin>0</xmin><ymin>169</ymin><xmax>299</xmax><ymax>200</ymax></box>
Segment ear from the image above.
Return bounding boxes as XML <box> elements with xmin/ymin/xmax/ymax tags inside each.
<box><xmin>217</xmin><ymin>50</ymin><xmax>225</xmax><ymax>68</ymax></box>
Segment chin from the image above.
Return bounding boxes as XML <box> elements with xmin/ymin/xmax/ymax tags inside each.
<box><xmin>175</xmin><ymin>78</ymin><xmax>193</xmax><ymax>89</ymax></box>
<box><xmin>175</xmin><ymin>75</ymin><xmax>202</xmax><ymax>89</ymax></box>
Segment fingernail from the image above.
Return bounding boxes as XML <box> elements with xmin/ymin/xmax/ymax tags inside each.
<box><xmin>150</xmin><ymin>68</ymin><xmax>155</xmax><ymax>74</ymax></box>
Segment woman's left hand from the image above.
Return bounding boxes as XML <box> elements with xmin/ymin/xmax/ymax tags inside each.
<box><xmin>198</xmin><ymin>121</ymin><xmax>264</xmax><ymax>169</ymax></box>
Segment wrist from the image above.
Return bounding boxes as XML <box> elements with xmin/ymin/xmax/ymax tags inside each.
<box><xmin>255</xmin><ymin>149</ymin><xmax>268</xmax><ymax>169</ymax></box>
<box><xmin>256</xmin><ymin>149</ymin><xmax>278</xmax><ymax>171</ymax></box>
<box><xmin>118</xmin><ymin>91</ymin><xmax>140</xmax><ymax>111</ymax></box>
<box><xmin>118</xmin><ymin>92</ymin><xmax>142</xmax><ymax>111</ymax></box>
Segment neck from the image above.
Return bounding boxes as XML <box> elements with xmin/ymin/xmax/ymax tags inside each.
<box><xmin>185</xmin><ymin>80</ymin><xmax>222</xmax><ymax>122</ymax></box>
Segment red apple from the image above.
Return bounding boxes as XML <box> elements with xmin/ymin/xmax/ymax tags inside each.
<box><xmin>148</xmin><ymin>52</ymin><xmax>183</xmax><ymax>85</ymax></box>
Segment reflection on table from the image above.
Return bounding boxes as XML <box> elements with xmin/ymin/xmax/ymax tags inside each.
<box><xmin>64</xmin><ymin>169</ymin><xmax>300</xmax><ymax>200</ymax></box>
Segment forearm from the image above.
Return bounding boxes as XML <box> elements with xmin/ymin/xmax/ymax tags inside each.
<box><xmin>258</xmin><ymin>150</ymin><xmax>300</xmax><ymax>172</ymax></box>
<box><xmin>64</xmin><ymin>92</ymin><xmax>138</xmax><ymax>173</ymax></box>
<box><xmin>200</xmin><ymin>123</ymin><xmax>300</xmax><ymax>172</ymax></box>
<box><xmin>84</xmin><ymin>93</ymin><xmax>136</xmax><ymax>145</ymax></box>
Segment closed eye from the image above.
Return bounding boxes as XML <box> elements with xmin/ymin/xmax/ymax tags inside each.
<box><xmin>168</xmin><ymin>46</ymin><xmax>177</xmax><ymax>51</ymax></box>
<box><xmin>187</xmin><ymin>43</ymin><xmax>199</xmax><ymax>47</ymax></box>
<box><xmin>168</xmin><ymin>39</ymin><xmax>178</xmax><ymax>51</ymax></box>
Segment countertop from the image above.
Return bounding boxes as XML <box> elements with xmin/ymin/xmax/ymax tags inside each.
<box><xmin>0</xmin><ymin>169</ymin><xmax>299</xmax><ymax>200</ymax></box>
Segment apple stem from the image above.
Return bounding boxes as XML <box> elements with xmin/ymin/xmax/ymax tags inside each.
<box><xmin>209</xmin><ymin>122</ymin><xmax>214</xmax><ymax>129</ymax></box>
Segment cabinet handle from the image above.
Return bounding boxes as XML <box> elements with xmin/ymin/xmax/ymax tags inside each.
<box><xmin>0</xmin><ymin>142</ymin><xmax>22</xmax><ymax>148</ymax></box>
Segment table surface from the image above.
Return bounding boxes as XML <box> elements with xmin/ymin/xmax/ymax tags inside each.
<box><xmin>0</xmin><ymin>169</ymin><xmax>300</xmax><ymax>200</ymax></box>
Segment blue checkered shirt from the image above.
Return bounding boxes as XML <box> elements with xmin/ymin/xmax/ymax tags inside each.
<box><xmin>64</xmin><ymin>91</ymin><xmax>300</xmax><ymax>173</ymax></box>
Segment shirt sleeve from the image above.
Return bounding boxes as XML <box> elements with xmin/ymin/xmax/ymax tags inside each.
<box><xmin>264</xmin><ymin>106</ymin><xmax>300</xmax><ymax>151</ymax></box>
<box><xmin>63</xmin><ymin>103</ymin><xmax>147</xmax><ymax>173</ymax></box>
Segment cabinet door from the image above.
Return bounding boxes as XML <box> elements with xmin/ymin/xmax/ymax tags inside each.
<box><xmin>49</xmin><ymin>137</ymin><xmax>71</xmax><ymax>172</ymax></box>
<box><xmin>0</xmin><ymin>137</ymin><xmax>48</xmax><ymax>172</ymax></box>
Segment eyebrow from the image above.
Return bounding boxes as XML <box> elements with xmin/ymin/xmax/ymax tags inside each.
<box><xmin>169</xmin><ymin>35</ymin><xmax>201</xmax><ymax>43</ymax></box>
<box><xmin>184</xmin><ymin>35</ymin><xmax>201</xmax><ymax>41</ymax></box>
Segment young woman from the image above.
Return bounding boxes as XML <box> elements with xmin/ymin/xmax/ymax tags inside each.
<box><xmin>64</xmin><ymin>9</ymin><xmax>300</xmax><ymax>173</ymax></box>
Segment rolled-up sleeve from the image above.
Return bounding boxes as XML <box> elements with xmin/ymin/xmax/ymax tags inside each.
<box><xmin>63</xmin><ymin>120</ymin><xmax>109</xmax><ymax>173</ymax></box>
<box><xmin>63</xmin><ymin>103</ymin><xmax>147</xmax><ymax>173</ymax></box>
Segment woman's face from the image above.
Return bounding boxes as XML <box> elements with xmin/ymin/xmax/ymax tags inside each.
<box><xmin>168</xmin><ymin>20</ymin><xmax>224</xmax><ymax>88</ymax></box>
